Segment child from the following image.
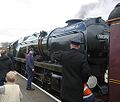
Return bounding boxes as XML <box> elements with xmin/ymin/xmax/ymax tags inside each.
<box><xmin>0</xmin><ymin>71</ymin><xmax>23</xmax><ymax>102</ymax></box>
<box><xmin>83</xmin><ymin>83</ymin><xmax>94</xmax><ymax>102</ymax></box>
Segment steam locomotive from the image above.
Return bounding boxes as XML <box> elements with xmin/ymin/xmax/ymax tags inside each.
<box><xmin>9</xmin><ymin>17</ymin><xmax>109</xmax><ymax>101</ymax></box>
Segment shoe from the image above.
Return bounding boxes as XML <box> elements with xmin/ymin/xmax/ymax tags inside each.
<box><xmin>26</xmin><ymin>88</ymin><xmax>35</xmax><ymax>91</ymax></box>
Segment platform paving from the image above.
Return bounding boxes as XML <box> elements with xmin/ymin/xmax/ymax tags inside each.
<box><xmin>16</xmin><ymin>73</ymin><xmax>60</xmax><ymax>102</ymax></box>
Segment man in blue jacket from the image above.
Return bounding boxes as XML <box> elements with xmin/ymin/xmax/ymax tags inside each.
<box><xmin>26</xmin><ymin>50</ymin><xmax>35</xmax><ymax>90</ymax></box>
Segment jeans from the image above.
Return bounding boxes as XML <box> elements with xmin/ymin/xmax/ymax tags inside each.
<box><xmin>26</xmin><ymin>68</ymin><xmax>33</xmax><ymax>89</ymax></box>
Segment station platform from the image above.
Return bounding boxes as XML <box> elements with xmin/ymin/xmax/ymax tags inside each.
<box><xmin>16</xmin><ymin>73</ymin><xmax>61</xmax><ymax>102</ymax></box>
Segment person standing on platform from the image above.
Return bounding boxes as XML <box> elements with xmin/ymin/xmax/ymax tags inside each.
<box><xmin>52</xmin><ymin>38</ymin><xmax>91</xmax><ymax>102</ymax></box>
<box><xmin>26</xmin><ymin>49</ymin><xmax>35</xmax><ymax>90</ymax></box>
<box><xmin>0</xmin><ymin>71</ymin><xmax>23</xmax><ymax>102</ymax></box>
<box><xmin>0</xmin><ymin>49</ymin><xmax>13</xmax><ymax>86</ymax></box>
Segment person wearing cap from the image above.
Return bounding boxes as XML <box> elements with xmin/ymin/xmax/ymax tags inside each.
<box><xmin>0</xmin><ymin>49</ymin><xmax>13</xmax><ymax>86</ymax></box>
<box><xmin>26</xmin><ymin>49</ymin><xmax>35</xmax><ymax>90</ymax></box>
<box><xmin>52</xmin><ymin>38</ymin><xmax>91</xmax><ymax>102</ymax></box>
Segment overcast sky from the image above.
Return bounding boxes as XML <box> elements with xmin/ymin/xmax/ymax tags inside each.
<box><xmin>0</xmin><ymin>0</ymin><xmax>119</xmax><ymax>43</ymax></box>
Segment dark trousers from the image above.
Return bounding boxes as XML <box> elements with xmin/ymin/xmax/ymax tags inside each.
<box><xmin>61</xmin><ymin>98</ymin><xmax>72</xmax><ymax>102</ymax></box>
<box><xmin>0</xmin><ymin>77</ymin><xmax>5</xmax><ymax>86</ymax></box>
<box><xmin>26</xmin><ymin>68</ymin><xmax>33</xmax><ymax>89</ymax></box>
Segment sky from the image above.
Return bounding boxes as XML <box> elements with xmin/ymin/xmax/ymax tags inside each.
<box><xmin>0</xmin><ymin>0</ymin><xmax>119</xmax><ymax>43</ymax></box>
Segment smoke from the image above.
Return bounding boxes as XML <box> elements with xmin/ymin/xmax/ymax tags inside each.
<box><xmin>76</xmin><ymin>0</ymin><xmax>120</xmax><ymax>20</ymax></box>
<box><xmin>77</xmin><ymin>3</ymin><xmax>97</xmax><ymax>19</ymax></box>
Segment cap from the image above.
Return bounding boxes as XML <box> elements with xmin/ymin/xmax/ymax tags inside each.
<box><xmin>70</xmin><ymin>38</ymin><xmax>81</xmax><ymax>45</ymax></box>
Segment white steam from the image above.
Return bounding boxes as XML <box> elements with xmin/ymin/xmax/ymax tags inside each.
<box><xmin>77</xmin><ymin>0</ymin><xmax>120</xmax><ymax>20</ymax></box>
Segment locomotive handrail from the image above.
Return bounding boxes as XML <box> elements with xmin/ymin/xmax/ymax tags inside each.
<box><xmin>15</xmin><ymin>57</ymin><xmax>63</xmax><ymax>73</ymax></box>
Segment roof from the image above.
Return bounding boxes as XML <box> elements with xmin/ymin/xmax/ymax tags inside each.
<box><xmin>108</xmin><ymin>3</ymin><xmax>120</xmax><ymax>20</ymax></box>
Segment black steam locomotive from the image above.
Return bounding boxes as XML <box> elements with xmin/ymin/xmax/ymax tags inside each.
<box><xmin>9</xmin><ymin>17</ymin><xmax>109</xmax><ymax>101</ymax></box>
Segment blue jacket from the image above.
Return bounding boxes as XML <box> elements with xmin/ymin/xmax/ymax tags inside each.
<box><xmin>26</xmin><ymin>53</ymin><xmax>34</xmax><ymax>70</ymax></box>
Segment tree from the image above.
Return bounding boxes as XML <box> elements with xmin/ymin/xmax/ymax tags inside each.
<box><xmin>0</xmin><ymin>42</ymin><xmax>10</xmax><ymax>48</ymax></box>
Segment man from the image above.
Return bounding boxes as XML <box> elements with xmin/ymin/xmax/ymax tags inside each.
<box><xmin>52</xmin><ymin>38</ymin><xmax>91</xmax><ymax>102</ymax></box>
<box><xmin>26</xmin><ymin>50</ymin><xmax>35</xmax><ymax>90</ymax></box>
<box><xmin>0</xmin><ymin>49</ymin><xmax>13</xmax><ymax>86</ymax></box>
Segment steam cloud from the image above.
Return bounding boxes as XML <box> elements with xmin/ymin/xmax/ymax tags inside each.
<box><xmin>77</xmin><ymin>0</ymin><xmax>120</xmax><ymax>20</ymax></box>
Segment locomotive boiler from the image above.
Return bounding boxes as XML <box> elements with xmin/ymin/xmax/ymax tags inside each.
<box><xmin>9</xmin><ymin>17</ymin><xmax>109</xmax><ymax>101</ymax></box>
<box><xmin>39</xmin><ymin>17</ymin><xmax>109</xmax><ymax>85</ymax></box>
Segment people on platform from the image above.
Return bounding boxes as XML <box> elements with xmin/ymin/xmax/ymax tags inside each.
<box><xmin>0</xmin><ymin>49</ymin><xmax>13</xmax><ymax>86</ymax></box>
<box><xmin>26</xmin><ymin>49</ymin><xmax>35</xmax><ymax>90</ymax></box>
<box><xmin>52</xmin><ymin>38</ymin><xmax>91</xmax><ymax>102</ymax></box>
<box><xmin>0</xmin><ymin>71</ymin><xmax>23</xmax><ymax>102</ymax></box>
<box><xmin>83</xmin><ymin>83</ymin><xmax>94</xmax><ymax>102</ymax></box>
